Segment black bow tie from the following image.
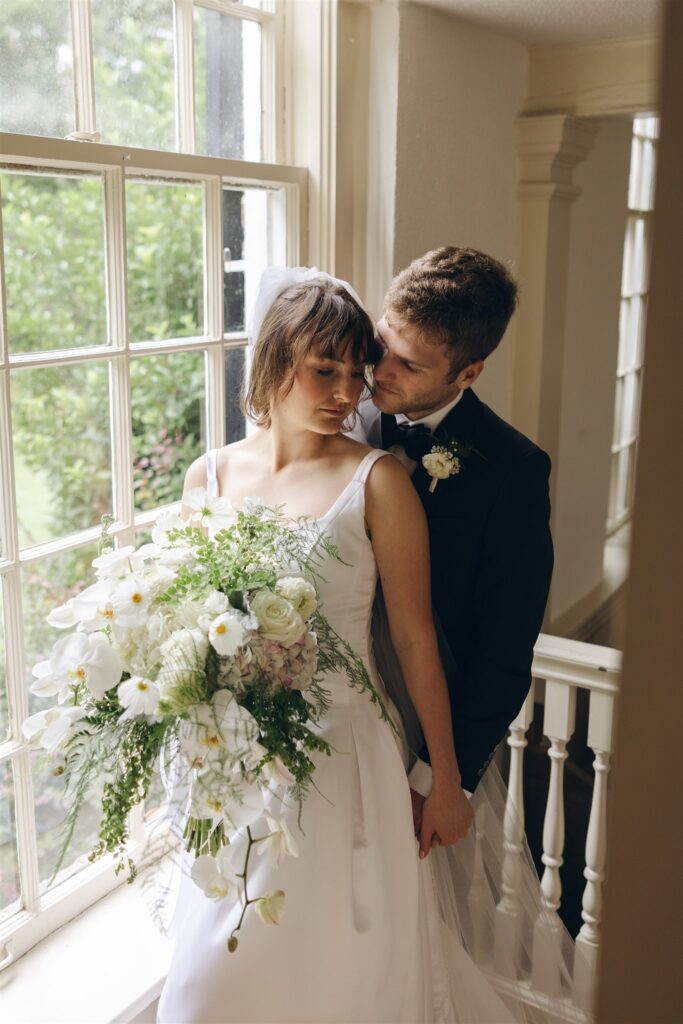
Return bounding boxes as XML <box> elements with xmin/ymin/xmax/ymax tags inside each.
<box><xmin>381</xmin><ymin>415</ymin><xmax>434</xmax><ymax>460</ymax></box>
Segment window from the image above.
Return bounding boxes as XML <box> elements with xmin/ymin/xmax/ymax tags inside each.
<box><xmin>0</xmin><ymin>0</ymin><xmax>305</xmax><ymax>963</ymax></box>
<box><xmin>607</xmin><ymin>116</ymin><xmax>658</xmax><ymax>535</ymax></box>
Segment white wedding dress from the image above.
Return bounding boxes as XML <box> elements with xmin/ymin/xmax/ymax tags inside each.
<box><xmin>157</xmin><ymin>449</ymin><xmax>573</xmax><ymax>1024</ymax></box>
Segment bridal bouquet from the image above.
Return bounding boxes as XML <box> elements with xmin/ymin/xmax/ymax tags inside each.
<box><xmin>23</xmin><ymin>490</ymin><xmax>387</xmax><ymax>949</ymax></box>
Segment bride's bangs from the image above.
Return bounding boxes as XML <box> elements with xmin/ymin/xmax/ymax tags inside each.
<box><xmin>303</xmin><ymin>290</ymin><xmax>380</xmax><ymax>368</ymax></box>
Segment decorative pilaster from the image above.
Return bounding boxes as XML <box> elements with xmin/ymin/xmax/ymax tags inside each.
<box><xmin>513</xmin><ymin>115</ymin><xmax>597</xmax><ymax>500</ymax></box>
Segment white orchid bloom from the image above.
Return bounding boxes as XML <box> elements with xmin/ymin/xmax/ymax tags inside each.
<box><xmin>46</xmin><ymin>600</ymin><xmax>78</xmax><ymax>630</ymax></box>
<box><xmin>257</xmin><ymin>814</ymin><xmax>299</xmax><ymax>868</ymax></box>
<box><xmin>152</xmin><ymin>509</ymin><xmax>185</xmax><ymax>547</ymax></box>
<box><xmin>262</xmin><ymin>756</ymin><xmax>297</xmax><ymax>789</ymax></box>
<box><xmin>254</xmin><ymin>889</ymin><xmax>286</xmax><ymax>926</ymax></box>
<box><xmin>183</xmin><ymin>487</ymin><xmax>236</xmax><ymax>535</ymax></box>
<box><xmin>207</xmin><ymin>611</ymin><xmax>246</xmax><ymax>657</ymax></box>
<box><xmin>189</xmin><ymin>770</ymin><xmax>265</xmax><ymax>828</ymax></box>
<box><xmin>117</xmin><ymin>675</ymin><xmax>161</xmax><ymax>722</ymax></box>
<box><xmin>190</xmin><ymin>846</ymin><xmax>239</xmax><ymax>901</ymax></box>
<box><xmin>70</xmin><ymin>579</ymin><xmax>117</xmax><ymax>631</ymax></box>
<box><xmin>111</xmin><ymin>576</ymin><xmax>151</xmax><ymax>627</ymax></box>
<box><xmin>23</xmin><ymin>705</ymin><xmax>85</xmax><ymax>753</ymax></box>
<box><xmin>32</xmin><ymin>632</ymin><xmax>121</xmax><ymax>700</ymax></box>
<box><xmin>91</xmin><ymin>545</ymin><xmax>136</xmax><ymax>579</ymax></box>
<box><xmin>180</xmin><ymin>690</ymin><xmax>261</xmax><ymax>766</ymax></box>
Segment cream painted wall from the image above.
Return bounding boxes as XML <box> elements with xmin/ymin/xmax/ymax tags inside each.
<box><xmin>550</xmin><ymin>117</ymin><xmax>633</xmax><ymax>621</ymax></box>
<box><xmin>391</xmin><ymin>3</ymin><xmax>528</xmax><ymax>418</ymax></box>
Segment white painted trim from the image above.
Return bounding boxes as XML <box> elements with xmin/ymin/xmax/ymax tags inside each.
<box><xmin>525</xmin><ymin>33</ymin><xmax>660</xmax><ymax>118</ymax></box>
<box><xmin>69</xmin><ymin>0</ymin><xmax>97</xmax><ymax>136</ymax></box>
<box><xmin>0</xmin><ymin>132</ymin><xmax>307</xmax><ymax>189</ymax></box>
<box><xmin>174</xmin><ymin>0</ymin><xmax>197</xmax><ymax>154</ymax></box>
<box><xmin>204</xmin><ymin>177</ymin><xmax>226</xmax><ymax>448</ymax></box>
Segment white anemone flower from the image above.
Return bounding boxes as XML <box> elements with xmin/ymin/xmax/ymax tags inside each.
<box><xmin>23</xmin><ymin>706</ymin><xmax>85</xmax><ymax>753</ymax></box>
<box><xmin>190</xmin><ymin>846</ymin><xmax>239</xmax><ymax>901</ymax></box>
<box><xmin>208</xmin><ymin>612</ymin><xmax>246</xmax><ymax>657</ymax></box>
<box><xmin>117</xmin><ymin>676</ymin><xmax>161</xmax><ymax>722</ymax></box>
<box><xmin>183</xmin><ymin>487</ymin><xmax>236</xmax><ymax>535</ymax></box>
<box><xmin>257</xmin><ymin>814</ymin><xmax>299</xmax><ymax>868</ymax></box>
<box><xmin>111</xmin><ymin>576</ymin><xmax>151</xmax><ymax>627</ymax></box>
<box><xmin>254</xmin><ymin>890</ymin><xmax>286</xmax><ymax>926</ymax></box>
<box><xmin>32</xmin><ymin>632</ymin><xmax>121</xmax><ymax>700</ymax></box>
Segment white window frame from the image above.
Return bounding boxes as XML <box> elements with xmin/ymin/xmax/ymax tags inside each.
<box><xmin>0</xmin><ymin>1</ymin><xmax>304</xmax><ymax>960</ymax></box>
<box><xmin>607</xmin><ymin>116</ymin><xmax>658</xmax><ymax>536</ymax></box>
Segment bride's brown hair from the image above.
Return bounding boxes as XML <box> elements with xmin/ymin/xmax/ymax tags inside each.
<box><xmin>244</xmin><ymin>278</ymin><xmax>380</xmax><ymax>428</ymax></box>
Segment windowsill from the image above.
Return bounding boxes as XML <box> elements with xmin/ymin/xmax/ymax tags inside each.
<box><xmin>0</xmin><ymin>872</ymin><xmax>172</xmax><ymax>1024</ymax></box>
<box><xmin>548</xmin><ymin>522</ymin><xmax>631</xmax><ymax>642</ymax></box>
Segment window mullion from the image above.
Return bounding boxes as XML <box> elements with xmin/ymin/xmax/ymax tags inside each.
<box><xmin>69</xmin><ymin>0</ymin><xmax>98</xmax><ymax>138</ymax></box>
<box><xmin>174</xmin><ymin>0</ymin><xmax>197</xmax><ymax>154</ymax></box>
<box><xmin>261</xmin><ymin>0</ymin><xmax>281</xmax><ymax>164</ymax></box>
<box><xmin>204</xmin><ymin>177</ymin><xmax>225</xmax><ymax>449</ymax></box>
<box><xmin>103</xmin><ymin>167</ymin><xmax>134</xmax><ymax>532</ymax></box>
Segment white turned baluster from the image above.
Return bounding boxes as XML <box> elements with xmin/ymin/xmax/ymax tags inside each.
<box><xmin>494</xmin><ymin>683</ymin><xmax>534</xmax><ymax>978</ymax></box>
<box><xmin>531</xmin><ymin>680</ymin><xmax>576</xmax><ymax>995</ymax></box>
<box><xmin>573</xmin><ymin>690</ymin><xmax>614</xmax><ymax>1012</ymax></box>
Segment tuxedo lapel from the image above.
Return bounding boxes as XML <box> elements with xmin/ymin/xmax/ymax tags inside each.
<box><xmin>414</xmin><ymin>389</ymin><xmax>485</xmax><ymax>512</ymax></box>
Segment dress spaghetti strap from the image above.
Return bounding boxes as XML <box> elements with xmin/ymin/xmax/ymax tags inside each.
<box><xmin>205</xmin><ymin>449</ymin><xmax>219</xmax><ymax>498</ymax></box>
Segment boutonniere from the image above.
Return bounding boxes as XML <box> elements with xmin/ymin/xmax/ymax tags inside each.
<box><xmin>421</xmin><ymin>438</ymin><xmax>481</xmax><ymax>493</ymax></box>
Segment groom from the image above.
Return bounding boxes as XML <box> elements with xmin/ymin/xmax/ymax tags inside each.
<box><xmin>355</xmin><ymin>246</ymin><xmax>553</xmax><ymax>829</ymax></box>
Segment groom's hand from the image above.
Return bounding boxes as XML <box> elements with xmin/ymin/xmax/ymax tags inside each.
<box><xmin>410</xmin><ymin>788</ymin><xmax>425</xmax><ymax>837</ymax></box>
<box><xmin>418</xmin><ymin>783</ymin><xmax>473</xmax><ymax>858</ymax></box>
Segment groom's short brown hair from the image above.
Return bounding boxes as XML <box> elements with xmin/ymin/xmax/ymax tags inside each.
<box><xmin>385</xmin><ymin>247</ymin><xmax>518</xmax><ymax>379</ymax></box>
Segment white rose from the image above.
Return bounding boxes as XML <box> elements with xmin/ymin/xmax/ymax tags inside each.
<box><xmin>249</xmin><ymin>590</ymin><xmax>305</xmax><ymax>648</ymax></box>
<box><xmin>274</xmin><ymin>576</ymin><xmax>317</xmax><ymax>621</ymax></box>
<box><xmin>422</xmin><ymin>449</ymin><xmax>460</xmax><ymax>480</ymax></box>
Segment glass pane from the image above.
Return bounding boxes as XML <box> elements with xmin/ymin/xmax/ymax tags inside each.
<box><xmin>615</xmin><ymin>447</ymin><xmax>631</xmax><ymax>519</ymax></box>
<box><xmin>127</xmin><ymin>181</ymin><xmax>204</xmax><ymax>342</ymax></box>
<box><xmin>11</xmin><ymin>362</ymin><xmax>112</xmax><ymax>548</ymax></box>
<box><xmin>1</xmin><ymin>174</ymin><xmax>107</xmax><ymax>354</ymax></box>
<box><xmin>0</xmin><ymin>581</ymin><xmax>8</xmax><ymax>742</ymax></box>
<box><xmin>223</xmin><ymin>186</ymin><xmax>287</xmax><ymax>336</ymax></box>
<box><xmin>33</xmin><ymin>748</ymin><xmax>101</xmax><ymax>892</ymax></box>
<box><xmin>622</xmin><ymin>372</ymin><xmax>640</xmax><ymax>443</ymax></box>
<box><xmin>618</xmin><ymin>297</ymin><xmax>646</xmax><ymax>374</ymax></box>
<box><xmin>0</xmin><ymin>759</ymin><xmax>20</xmax><ymax>919</ymax></box>
<box><xmin>612</xmin><ymin>378</ymin><xmax>624</xmax><ymax>449</ymax></box>
<box><xmin>225</xmin><ymin>346</ymin><xmax>247</xmax><ymax>442</ymax></box>
<box><xmin>22</xmin><ymin>544</ymin><xmax>100</xmax><ymax>718</ymax></box>
<box><xmin>0</xmin><ymin>0</ymin><xmax>73</xmax><ymax>138</ymax></box>
<box><xmin>194</xmin><ymin>8</ymin><xmax>261</xmax><ymax>161</ymax></box>
<box><xmin>91</xmin><ymin>0</ymin><xmax>175</xmax><ymax>151</ymax></box>
<box><xmin>131</xmin><ymin>350</ymin><xmax>206</xmax><ymax>511</ymax></box>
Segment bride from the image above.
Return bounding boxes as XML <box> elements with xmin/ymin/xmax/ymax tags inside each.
<box><xmin>157</xmin><ymin>271</ymin><xmax>573</xmax><ymax>1024</ymax></box>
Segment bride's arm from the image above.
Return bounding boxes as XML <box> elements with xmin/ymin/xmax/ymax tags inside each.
<box><xmin>365</xmin><ymin>455</ymin><xmax>473</xmax><ymax>856</ymax></box>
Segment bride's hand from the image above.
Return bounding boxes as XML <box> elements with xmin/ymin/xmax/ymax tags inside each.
<box><xmin>418</xmin><ymin>780</ymin><xmax>473</xmax><ymax>859</ymax></box>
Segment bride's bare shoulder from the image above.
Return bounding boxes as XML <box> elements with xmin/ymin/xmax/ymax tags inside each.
<box><xmin>182</xmin><ymin>437</ymin><xmax>257</xmax><ymax>491</ymax></box>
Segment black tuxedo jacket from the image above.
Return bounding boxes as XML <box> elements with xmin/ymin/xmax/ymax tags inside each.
<box><xmin>375</xmin><ymin>388</ymin><xmax>553</xmax><ymax>793</ymax></box>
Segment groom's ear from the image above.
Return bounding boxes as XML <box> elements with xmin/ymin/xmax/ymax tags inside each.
<box><xmin>454</xmin><ymin>360</ymin><xmax>485</xmax><ymax>390</ymax></box>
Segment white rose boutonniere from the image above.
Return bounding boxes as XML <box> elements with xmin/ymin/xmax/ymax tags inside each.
<box><xmin>422</xmin><ymin>447</ymin><xmax>461</xmax><ymax>492</ymax></box>
<box><xmin>421</xmin><ymin>436</ymin><xmax>482</xmax><ymax>493</ymax></box>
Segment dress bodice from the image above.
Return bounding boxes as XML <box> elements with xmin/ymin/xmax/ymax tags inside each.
<box><xmin>205</xmin><ymin>447</ymin><xmax>390</xmax><ymax>678</ymax></box>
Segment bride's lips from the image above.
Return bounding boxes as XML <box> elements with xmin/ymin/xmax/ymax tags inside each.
<box><xmin>320</xmin><ymin>407</ymin><xmax>347</xmax><ymax>416</ymax></box>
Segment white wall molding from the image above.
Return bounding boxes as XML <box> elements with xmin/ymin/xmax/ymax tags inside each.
<box><xmin>525</xmin><ymin>33</ymin><xmax>660</xmax><ymax>118</ymax></box>
<box><xmin>512</xmin><ymin>115</ymin><xmax>596</xmax><ymax>490</ymax></box>
<box><xmin>284</xmin><ymin>0</ymin><xmax>337</xmax><ymax>270</ymax></box>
